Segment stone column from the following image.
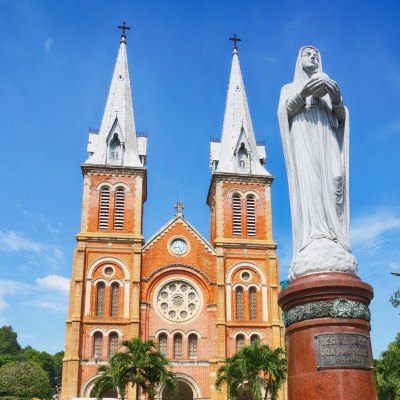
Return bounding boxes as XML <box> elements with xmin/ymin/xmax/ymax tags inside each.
<box><xmin>278</xmin><ymin>272</ymin><xmax>377</xmax><ymax>400</ymax></box>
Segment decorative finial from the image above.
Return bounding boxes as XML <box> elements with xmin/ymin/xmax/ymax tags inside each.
<box><xmin>229</xmin><ymin>33</ymin><xmax>241</xmax><ymax>51</ymax></box>
<box><xmin>175</xmin><ymin>201</ymin><xmax>184</xmax><ymax>216</ymax></box>
<box><xmin>118</xmin><ymin>21</ymin><xmax>131</xmax><ymax>43</ymax></box>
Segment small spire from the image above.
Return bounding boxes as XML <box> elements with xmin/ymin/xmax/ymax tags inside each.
<box><xmin>175</xmin><ymin>201</ymin><xmax>184</xmax><ymax>217</ymax></box>
<box><xmin>118</xmin><ymin>21</ymin><xmax>130</xmax><ymax>43</ymax></box>
<box><xmin>229</xmin><ymin>33</ymin><xmax>241</xmax><ymax>51</ymax></box>
<box><xmin>210</xmin><ymin>37</ymin><xmax>270</xmax><ymax>176</ymax></box>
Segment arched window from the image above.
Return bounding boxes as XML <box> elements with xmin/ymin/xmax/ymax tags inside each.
<box><xmin>236</xmin><ymin>334</ymin><xmax>245</xmax><ymax>352</ymax></box>
<box><xmin>96</xmin><ymin>282</ymin><xmax>105</xmax><ymax>317</ymax></box>
<box><xmin>232</xmin><ymin>194</ymin><xmax>242</xmax><ymax>235</ymax></box>
<box><xmin>235</xmin><ymin>287</ymin><xmax>244</xmax><ymax>320</ymax></box>
<box><xmin>109</xmin><ymin>134</ymin><xmax>121</xmax><ymax>161</ymax></box>
<box><xmin>158</xmin><ymin>333</ymin><xmax>167</xmax><ymax>356</ymax></box>
<box><xmin>246</xmin><ymin>195</ymin><xmax>256</xmax><ymax>236</ymax></box>
<box><xmin>250</xmin><ymin>334</ymin><xmax>259</xmax><ymax>344</ymax></box>
<box><xmin>237</xmin><ymin>143</ymin><xmax>248</xmax><ymax>170</ymax></box>
<box><xmin>110</xmin><ymin>283</ymin><xmax>119</xmax><ymax>317</ymax></box>
<box><xmin>188</xmin><ymin>334</ymin><xmax>198</xmax><ymax>359</ymax></box>
<box><xmin>109</xmin><ymin>332</ymin><xmax>119</xmax><ymax>356</ymax></box>
<box><xmin>173</xmin><ymin>334</ymin><xmax>182</xmax><ymax>358</ymax></box>
<box><xmin>93</xmin><ymin>332</ymin><xmax>103</xmax><ymax>358</ymax></box>
<box><xmin>99</xmin><ymin>187</ymin><xmax>110</xmax><ymax>229</ymax></box>
<box><xmin>249</xmin><ymin>287</ymin><xmax>257</xmax><ymax>320</ymax></box>
<box><xmin>114</xmin><ymin>187</ymin><xmax>125</xmax><ymax>230</ymax></box>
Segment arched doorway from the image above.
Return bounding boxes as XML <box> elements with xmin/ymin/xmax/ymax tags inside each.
<box><xmin>162</xmin><ymin>380</ymin><xmax>193</xmax><ymax>400</ymax></box>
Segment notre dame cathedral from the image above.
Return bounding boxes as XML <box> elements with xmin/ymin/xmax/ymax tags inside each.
<box><xmin>61</xmin><ymin>26</ymin><xmax>285</xmax><ymax>400</ymax></box>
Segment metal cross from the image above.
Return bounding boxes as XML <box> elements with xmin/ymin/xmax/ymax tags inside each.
<box><xmin>229</xmin><ymin>33</ymin><xmax>241</xmax><ymax>49</ymax></box>
<box><xmin>118</xmin><ymin>21</ymin><xmax>130</xmax><ymax>37</ymax></box>
<box><xmin>175</xmin><ymin>201</ymin><xmax>185</xmax><ymax>215</ymax></box>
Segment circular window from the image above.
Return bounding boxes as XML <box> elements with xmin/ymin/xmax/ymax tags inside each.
<box><xmin>155</xmin><ymin>280</ymin><xmax>201</xmax><ymax>322</ymax></box>
<box><xmin>241</xmin><ymin>271</ymin><xmax>251</xmax><ymax>281</ymax></box>
<box><xmin>103</xmin><ymin>266</ymin><xmax>115</xmax><ymax>276</ymax></box>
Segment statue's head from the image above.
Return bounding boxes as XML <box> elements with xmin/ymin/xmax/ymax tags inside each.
<box><xmin>301</xmin><ymin>46</ymin><xmax>320</xmax><ymax>74</ymax></box>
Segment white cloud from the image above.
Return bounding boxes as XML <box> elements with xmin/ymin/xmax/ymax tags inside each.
<box><xmin>0</xmin><ymin>231</ymin><xmax>46</xmax><ymax>253</ymax></box>
<box><xmin>284</xmin><ymin>14</ymin><xmax>307</xmax><ymax>32</ymax></box>
<box><xmin>0</xmin><ymin>280</ymin><xmax>32</xmax><ymax>311</ymax></box>
<box><xmin>381</xmin><ymin>119</ymin><xmax>400</xmax><ymax>139</ymax></box>
<box><xmin>26</xmin><ymin>300</ymin><xmax>67</xmax><ymax>313</ymax></box>
<box><xmin>44</xmin><ymin>37</ymin><xmax>53</xmax><ymax>54</ymax></box>
<box><xmin>351</xmin><ymin>208</ymin><xmax>400</xmax><ymax>246</ymax></box>
<box><xmin>263</xmin><ymin>54</ymin><xmax>277</xmax><ymax>65</ymax></box>
<box><xmin>36</xmin><ymin>274</ymin><xmax>70</xmax><ymax>294</ymax></box>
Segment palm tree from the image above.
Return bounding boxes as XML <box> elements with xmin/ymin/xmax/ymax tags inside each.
<box><xmin>92</xmin><ymin>355</ymin><xmax>130</xmax><ymax>400</ymax></box>
<box><xmin>92</xmin><ymin>337</ymin><xmax>176</xmax><ymax>400</ymax></box>
<box><xmin>215</xmin><ymin>340</ymin><xmax>287</xmax><ymax>400</ymax></box>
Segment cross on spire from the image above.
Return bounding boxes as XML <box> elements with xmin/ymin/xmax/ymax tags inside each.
<box><xmin>229</xmin><ymin>33</ymin><xmax>241</xmax><ymax>50</ymax></box>
<box><xmin>175</xmin><ymin>201</ymin><xmax>184</xmax><ymax>216</ymax></box>
<box><xmin>118</xmin><ymin>21</ymin><xmax>130</xmax><ymax>42</ymax></box>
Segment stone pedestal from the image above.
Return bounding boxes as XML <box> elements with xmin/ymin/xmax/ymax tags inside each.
<box><xmin>278</xmin><ymin>272</ymin><xmax>377</xmax><ymax>400</ymax></box>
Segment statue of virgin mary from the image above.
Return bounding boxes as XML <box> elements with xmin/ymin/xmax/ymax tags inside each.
<box><xmin>278</xmin><ymin>46</ymin><xmax>358</xmax><ymax>280</ymax></box>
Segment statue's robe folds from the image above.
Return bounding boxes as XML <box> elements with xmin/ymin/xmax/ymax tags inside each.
<box><xmin>278</xmin><ymin>83</ymin><xmax>357</xmax><ymax>280</ymax></box>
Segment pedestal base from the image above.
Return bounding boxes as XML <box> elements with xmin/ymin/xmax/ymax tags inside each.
<box><xmin>278</xmin><ymin>272</ymin><xmax>377</xmax><ymax>400</ymax></box>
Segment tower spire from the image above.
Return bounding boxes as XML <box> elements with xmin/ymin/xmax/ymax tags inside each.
<box><xmin>85</xmin><ymin>23</ymin><xmax>145</xmax><ymax>168</ymax></box>
<box><xmin>210</xmin><ymin>36</ymin><xmax>269</xmax><ymax>176</ymax></box>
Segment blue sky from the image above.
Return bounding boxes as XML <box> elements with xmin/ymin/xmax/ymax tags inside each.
<box><xmin>0</xmin><ymin>0</ymin><xmax>399</xmax><ymax>356</ymax></box>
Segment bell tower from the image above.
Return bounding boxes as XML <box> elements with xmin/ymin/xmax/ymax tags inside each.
<box><xmin>61</xmin><ymin>24</ymin><xmax>147</xmax><ymax>399</ymax></box>
<box><xmin>207</xmin><ymin>36</ymin><xmax>285</xmax><ymax>397</ymax></box>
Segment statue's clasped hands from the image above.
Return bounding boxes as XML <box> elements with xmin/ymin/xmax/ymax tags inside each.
<box><xmin>300</xmin><ymin>76</ymin><xmax>341</xmax><ymax>105</ymax></box>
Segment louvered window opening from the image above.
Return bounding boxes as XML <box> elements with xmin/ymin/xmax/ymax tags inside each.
<box><xmin>99</xmin><ymin>187</ymin><xmax>110</xmax><ymax>229</ymax></box>
<box><xmin>174</xmin><ymin>334</ymin><xmax>183</xmax><ymax>358</ymax></box>
<box><xmin>158</xmin><ymin>334</ymin><xmax>167</xmax><ymax>356</ymax></box>
<box><xmin>111</xmin><ymin>283</ymin><xmax>119</xmax><ymax>317</ymax></box>
<box><xmin>232</xmin><ymin>195</ymin><xmax>242</xmax><ymax>235</ymax></box>
<box><xmin>251</xmin><ymin>335</ymin><xmax>259</xmax><ymax>344</ymax></box>
<box><xmin>188</xmin><ymin>334</ymin><xmax>198</xmax><ymax>358</ymax></box>
<box><xmin>93</xmin><ymin>333</ymin><xmax>103</xmax><ymax>358</ymax></box>
<box><xmin>236</xmin><ymin>335</ymin><xmax>245</xmax><ymax>352</ymax></box>
<box><xmin>96</xmin><ymin>283</ymin><xmax>105</xmax><ymax>317</ymax></box>
<box><xmin>109</xmin><ymin>333</ymin><xmax>119</xmax><ymax>356</ymax></box>
<box><xmin>114</xmin><ymin>188</ymin><xmax>125</xmax><ymax>230</ymax></box>
<box><xmin>236</xmin><ymin>287</ymin><xmax>244</xmax><ymax>320</ymax></box>
<box><xmin>249</xmin><ymin>287</ymin><xmax>257</xmax><ymax>320</ymax></box>
<box><xmin>246</xmin><ymin>195</ymin><xmax>256</xmax><ymax>236</ymax></box>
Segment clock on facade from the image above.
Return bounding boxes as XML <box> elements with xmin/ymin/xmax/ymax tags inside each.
<box><xmin>170</xmin><ymin>238</ymin><xmax>188</xmax><ymax>255</ymax></box>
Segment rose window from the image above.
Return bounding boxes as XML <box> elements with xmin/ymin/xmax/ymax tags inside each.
<box><xmin>156</xmin><ymin>280</ymin><xmax>201</xmax><ymax>322</ymax></box>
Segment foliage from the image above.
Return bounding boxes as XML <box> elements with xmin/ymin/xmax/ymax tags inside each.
<box><xmin>0</xmin><ymin>325</ymin><xmax>63</xmax><ymax>393</ymax></box>
<box><xmin>93</xmin><ymin>337</ymin><xmax>176</xmax><ymax>400</ymax></box>
<box><xmin>0</xmin><ymin>361</ymin><xmax>53</xmax><ymax>399</ymax></box>
<box><xmin>215</xmin><ymin>340</ymin><xmax>287</xmax><ymax>400</ymax></box>
<box><xmin>375</xmin><ymin>332</ymin><xmax>400</xmax><ymax>400</ymax></box>
<box><xmin>92</xmin><ymin>356</ymin><xmax>131</xmax><ymax>400</ymax></box>
<box><xmin>0</xmin><ymin>327</ymin><xmax>21</xmax><ymax>356</ymax></box>
<box><xmin>22</xmin><ymin>347</ymin><xmax>64</xmax><ymax>387</ymax></box>
<box><xmin>390</xmin><ymin>289</ymin><xmax>400</xmax><ymax>312</ymax></box>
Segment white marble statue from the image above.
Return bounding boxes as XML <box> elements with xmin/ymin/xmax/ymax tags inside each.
<box><xmin>278</xmin><ymin>46</ymin><xmax>358</xmax><ymax>280</ymax></box>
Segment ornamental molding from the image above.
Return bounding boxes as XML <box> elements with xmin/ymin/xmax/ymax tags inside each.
<box><xmin>142</xmin><ymin>263</ymin><xmax>216</xmax><ymax>285</ymax></box>
<box><xmin>169</xmin><ymin>360</ymin><xmax>209</xmax><ymax>367</ymax></box>
<box><xmin>284</xmin><ymin>298</ymin><xmax>371</xmax><ymax>327</ymax></box>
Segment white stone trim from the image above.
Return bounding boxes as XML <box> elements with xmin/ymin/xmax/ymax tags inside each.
<box><xmin>226</xmin><ymin>262</ymin><xmax>267</xmax><ymax>322</ymax></box>
<box><xmin>155</xmin><ymin>372</ymin><xmax>203</xmax><ymax>400</ymax></box>
<box><xmin>87</xmin><ymin>256</ymin><xmax>130</xmax><ymax>280</ymax></box>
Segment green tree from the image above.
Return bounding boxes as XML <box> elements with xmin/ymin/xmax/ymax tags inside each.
<box><xmin>92</xmin><ymin>355</ymin><xmax>131</xmax><ymax>400</ymax></box>
<box><xmin>215</xmin><ymin>340</ymin><xmax>287</xmax><ymax>400</ymax></box>
<box><xmin>375</xmin><ymin>332</ymin><xmax>400</xmax><ymax>400</ymax></box>
<box><xmin>390</xmin><ymin>289</ymin><xmax>400</xmax><ymax>312</ymax></box>
<box><xmin>93</xmin><ymin>337</ymin><xmax>176</xmax><ymax>400</ymax></box>
<box><xmin>0</xmin><ymin>326</ymin><xmax>21</xmax><ymax>355</ymax></box>
<box><xmin>0</xmin><ymin>361</ymin><xmax>52</xmax><ymax>399</ymax></box>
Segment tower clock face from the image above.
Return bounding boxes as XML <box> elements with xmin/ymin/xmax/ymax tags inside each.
<box><xmin>170</xmin><ymin>238</ymin><xmax>188</xmax><ymax>255</ymax></box>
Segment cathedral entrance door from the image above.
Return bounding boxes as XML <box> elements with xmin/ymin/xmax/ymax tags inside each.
<box><xmin>162</xmin><ymin>380</ymin><xmax>193</xmax><ymax>400</ymax></box>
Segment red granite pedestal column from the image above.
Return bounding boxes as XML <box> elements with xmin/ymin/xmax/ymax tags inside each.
<box><xmin>278</xmin><ymin>272</ymin><xmax>377</xmax><ymax>400</ymax></box>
